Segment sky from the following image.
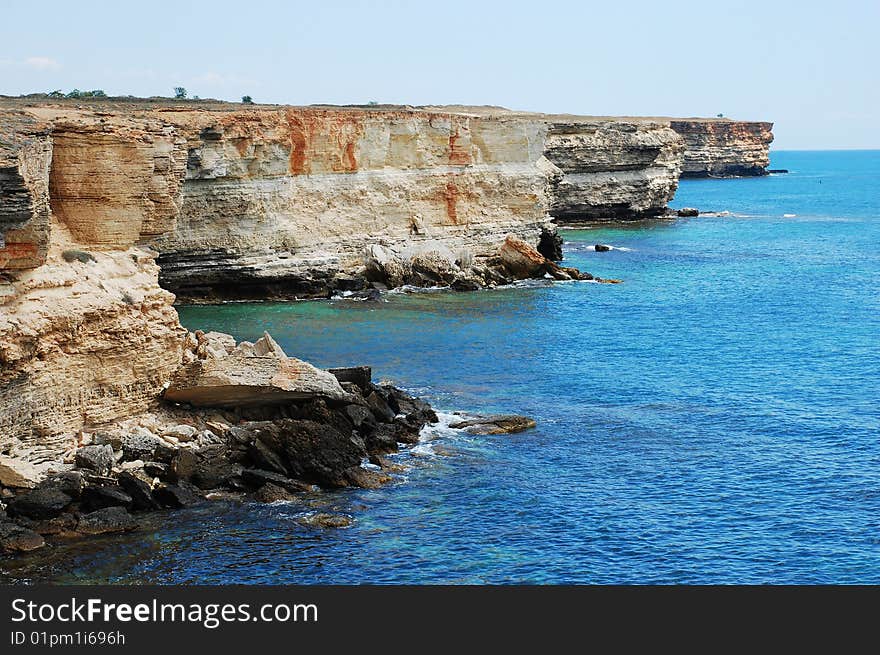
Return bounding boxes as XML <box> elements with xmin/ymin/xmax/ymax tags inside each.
<box><xmin>1</xmin><ymin>0</ymin><xmax>877</xmax><ymax>149</ymax></box>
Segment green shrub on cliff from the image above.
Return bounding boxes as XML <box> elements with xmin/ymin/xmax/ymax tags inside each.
<box><xmin>174</xmin><ymin>87</ymin><xmax>187</xmax><ymax>99</ymax></box>
<box><xmin>242</xmin><ymin>95</ymin><xmax>253</xmax><ymax>104</ymax></box>
<box><xmin>63</xmin><ymin>89</ymin><xmax>107</xmax><ymax>99</ymax></box>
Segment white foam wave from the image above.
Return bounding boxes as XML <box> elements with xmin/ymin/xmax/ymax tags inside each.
<box><xmin>418</xmin><ymin>411</ymin><xmax>466</xmax><ymax>443</ymax></box>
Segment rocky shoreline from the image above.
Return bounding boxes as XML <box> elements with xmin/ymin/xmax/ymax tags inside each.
<box><xmin>0</xmin><ymin>329</ymin><xmax>534</xmax><ymax>556</ymax></box>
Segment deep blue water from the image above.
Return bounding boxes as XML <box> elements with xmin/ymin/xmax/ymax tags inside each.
<box><xmin>5</xmin><ymin>151</ymin><xmax>879</xmax><ymax>584</ymax></box>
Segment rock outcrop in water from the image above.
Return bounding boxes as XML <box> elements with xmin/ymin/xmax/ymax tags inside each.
<box><xmin>669</xmin><ymin>119</ymin><xmax>773</xmax><ymax>177</ymax></box>
<box><xmin>0</xmin><ymin>359</ymin><xmax>441</xmax><ymax>554</ymax></box>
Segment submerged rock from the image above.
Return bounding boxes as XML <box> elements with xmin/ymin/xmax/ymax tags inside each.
<box><xmin>255</xmin><ymin>483</ymin><xmax>297</xmax><ymax>503</ymax></box>
<box><xmin>299</xmin><ymin>512</ymin><xmax>353</xmax><ymax>529</ymax></box>
<box><xmin>677</xmin><ymin>207</ymin><xmax>700</xmax><ymax>217</ymax></box>
<box><xmin>0</xmin><ymin>521</ymin><xmax>45</xmax><ymax>552</ymax></box>
<box><xmin>594</xmin><ymin>243</ymin><xmax>612</xmax><ymax>252</ymax></box>
<box><xmin>343</xmin><ymin>467</ymin><xmax>392</xmax><ymax>489</ymax></box>
<box><xmin>450</xmin><ymin>414</ymin><xmax>537</xmax><ymax>435</ymax></box>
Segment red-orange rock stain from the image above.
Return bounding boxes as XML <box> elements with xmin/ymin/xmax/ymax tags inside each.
<box><xmin>0</xmin><ymin>242</ymin><xmax>38</xmax><ymax>267</ymax></box>
<box><xmin>284</xmin><ymin>110</ymin><xmax>366</xmax><ymax>175</ymax></box>
<box><xmin>443</xmin><ymin>177</ymin><xmax>459</xmax><ymax>224</ymax></box>
<box><xmin>232</xmin><ymin>137</ymin><xmax>252</xmax><ymax>158</ymax></box>
<box><xmin>342</xmin><ymin>141</ymin><xmax>358</xmax><ymax>172</ymax></box>
<box><xmin>448</xmin><ymin>131</ymin><xmax>471</xmax><ymax>166</ymax></box>
<box><xmin>285</xmin><ymin>111</ymin><xmax>309</xmax><ymax>175</ymax></box>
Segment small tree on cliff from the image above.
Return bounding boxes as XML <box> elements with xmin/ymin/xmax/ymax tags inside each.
<box><xmin>242</xmin><ymin>95</ymin><xmax>253</xmax><ymax>104</ymax></box>
<box><xmin>174</xmin><ymin>87</ymin><xmax>187</xmax><ymax>99</ymax></box>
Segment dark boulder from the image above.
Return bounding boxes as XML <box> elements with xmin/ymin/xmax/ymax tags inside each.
<box><xmin>247</xmin><ymin>439</ymin><xmax>289</xmax><ymax>476</ymax></box>
<box><xmin>380</xmin><ymin>385</ymin><xmax>439</xmax><ymax>424</ymax></box>
<box><xmin>76</xmin><ymin>507</ymin><xmax>138</xmax><ymax>535</ymax></box>
<box><xmin>37</xmin><ymin>471</ymin><xmax>84</xmax><ymax>499</ymax></box>
<box><xmin>188</xmin><ymin>444</ymin><xmax>241</xmax><ymax>490</ymax></box>
<box><xmin>7</xmin><ymin>489</ymin><xmax>72</xmax><ymax>520</ymax></box>
<box><xmin>152</xmin><ymin>482</ymin><xmax>204</xmax><ymax>509</ymax></box>
<box><xmin>365</xmin><ymin>390</ymin><xmax>396</xmax><ymax>423</ymax></box>
<box><xmin>75</xmin><ymin>445</ymin><xmax>115</xmax><ymax>476</ymax></box>
<box><xmin>169</xmin><ymin>448</ymin><xmax>197</xmax><ymax>482</ymax></box>
<box><xmin>240</xmin><ymin>468</ymin><xmax>313</xmax><ymax>492</ymax></box>
<box><xmin>122</xmin><ymin>430</ymin><xmax>175</xmax><ymax>463</ymax></box>
<box><xmin>143</xmin><ymin>461</ymin><xmax>169</xmax><ymax>479</ymax></box>
<box><xmin>677</xmin><ymin>207</ymin><xmax>700</xmax><ymax>217</ymax></box>
<box><xmin>537</xmin><ymin>226</ymin><xmax>564</xmax><ymax>261</ymax></box>
<box><xmin>364</xmin><ymin>424</ymin><xmax>400</xmax><ymax>454</ymax></box>
<box><xmin>344</xmin><ymin>404</ymin><xmax>378</xmax><ymax>434</ymax></box>
<box><xmin>594</xmin><ymin>244</ymin><xmax>612</xmax><ymax>252</ymax></box>
<box><xmin>242</xmin><ymin>419</ymin><xmax>366</xmax><ymax>488</ymax></box>
<box><xmin>81</xmin><ymin>485</ymin><xmax>133</xmax><ymax>512</ymax></box>
<box><xmin>117</xmin><ymin>471</ymin><xmax>161</xmax><ymax>511</ymax></box>
<box><xmin>328</xmin><ymin>366</ymin><xmax>372</xmax><ymax>391</ymax></box>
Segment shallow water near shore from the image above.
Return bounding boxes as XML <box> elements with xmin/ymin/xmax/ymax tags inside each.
<box><xmin>3</xmin><ymin>150</ymin><xmax>879</xmax><ymax>584</ymax></box>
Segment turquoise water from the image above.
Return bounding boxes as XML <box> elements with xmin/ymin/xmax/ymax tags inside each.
<box><xmin>6</xmin><ymin>151</ymin><xmax>879</xmax><ymax>584</ymax></box>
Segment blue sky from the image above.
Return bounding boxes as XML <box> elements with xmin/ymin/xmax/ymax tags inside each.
<box><xmin>1</xmin><ymin>0</ymin><xmax>877</xmax><ymax>149</ymax></box>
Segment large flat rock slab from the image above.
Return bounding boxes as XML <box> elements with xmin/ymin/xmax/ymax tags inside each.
<box><xmin>165</xmin><ymin>332</ymin><xmax>350</xmax><ymax>408</ymax></box>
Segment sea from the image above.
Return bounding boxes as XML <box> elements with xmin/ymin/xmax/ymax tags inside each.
<box><xmin>3</xmin><ymin>150</ymin><xmax>878</xmax><ymax>584</ymax></box>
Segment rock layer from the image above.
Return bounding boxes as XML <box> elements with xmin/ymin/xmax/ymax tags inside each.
<box><xmin>669</xmin><ymin>119</ymin><xmax>773</xmax><ymax>177</ymax></box>
<box><xmin>0</xmin><ymin>111</ymin><xmax>52</xmax><ymax>269</ymax></box>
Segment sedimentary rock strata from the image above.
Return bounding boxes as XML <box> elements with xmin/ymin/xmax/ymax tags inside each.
<box><xmin>669</xmin><ymin>119</ymin><xmax>773</xmax><ymax>177</ymax></box>
<box><xmin>0</xmin><ymin>111</ymin><xmax>52</xmax><ymax>269</ymax></box>
<box><xmin>0</xmin><ymin>249</ymin><xmax>187</xmax><ymax>455</ymax></box>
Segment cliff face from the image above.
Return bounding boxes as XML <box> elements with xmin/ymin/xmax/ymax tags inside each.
<box><xmin>0</xmin><ymin>111</ymin><xmax>188</xmax><ymax>457</ymax></box>
<box><xmin>0</xmin><ymin>100</ymin><xmax>689</xmax><ymax>457</ymax></box>
<box><xmin>669</xmin><ymin>120</ymin><xmax>773</xmax><ymax>177</ymax></box>
<box><xmin>543</xmin><ymin>119</ymin><xmax>683</xmax><ymax>221</ymax></box>
<box><xmin>147</xmin><ymin>107</ymin><xmax>683</xmax><ymax>297</ymax></box>
<box><xmin>0</xmin><ymin>112</ymin><xmax>52</xmax><ymax>270</ymax></box>
<box><xmin>153</xmin><ymin>108</ymin><xmax>553</xmax><ymax>299</ymax></box>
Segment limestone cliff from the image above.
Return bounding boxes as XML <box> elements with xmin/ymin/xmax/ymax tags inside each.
<box><xmin>149</xmin><ymin>106</ymin><xmax>682</xmax><ymax>296</ymax></box>
<box><xmin>0</xmin><ymin>110</ymin><xmax>188</xmax><ymax>460</ymax></box>
<box><xmin>153</xmin><ymin>107</ymin><xmax>555</xmax><ymax>299</ymax></box>
<box><xmin>542</xmin><ymin>119</ymin><xmax>683</xmax><ymax>221</ymax></box>
<box><xmin>669</xmin><ymin>119</ymin><xmax>773</xmax><ymax>177</ymax></box>
<box><xmin>0</xmin><ymin>111</ymin><xmax>52</xmax><ymax>270</ymax></box>
<box><xmin>2</xmin><ymin>102</ymin><xmax>691</xmax><ymax>302</ymax></box>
